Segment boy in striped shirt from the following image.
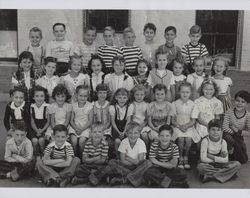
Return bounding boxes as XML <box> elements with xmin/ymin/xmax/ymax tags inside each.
<box><xmin>181</xmin><ymin>25</ymin><xmax>209</xmax><ymax>74</ymax></box>
<box><xmin>118</xmin><ymin>27</ymin><xmax>143</xmax><ymax>76</ymax></box>
<box><xmin>36</xmin><ymin>124</ymin><xmax>80</xmax><ymax>187</ymax></box>
<box><xmin>144</xmin><ymin>125</ymin><xmax>189</xmax><ymax>188</ymax></box>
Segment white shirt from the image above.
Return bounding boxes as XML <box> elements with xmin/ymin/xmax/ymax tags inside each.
<box><xmin>186</xmin><ymin>72</ymin><xmax>205</xmax><ymax>90</ymax></box>
<box><xmin>170</xmin><ymin>74</ymin><xmax>187</xmax><ymax>85</ymax></box>
<box><xmin>132</xmin><ymin>101</ymin><xmax>148</xmax><ymax>125</ymax></box>
<box><xmin>109</xmin><ymin>104</ymin><xmax>134</xmax><ymax>120</ymax></box>
<box><xmin>30</xmin><ymin>102</ymin><xmax>49</xmax><ymax>119</ymax></box>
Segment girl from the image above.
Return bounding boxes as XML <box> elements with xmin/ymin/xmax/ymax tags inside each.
<box><xmin>211</xmin><ymin>57</ymin><xmax>232</xmax><ymax>113</ymax></box>
<box><xmin>109</xmin><ymin>88</ymin><xmax>134</xmax><ymax>157</ymax></box>
<box><xmin>45</xmin><ymin>84</ymin><xmax>72</xmax><ymax>141</ymax></box>
<box><xmin>69</xmin><ymin>85</ymin><xmax>93</xmax><ymax>155</ymax></box>
<box><xmin>105</xmin><ymin>55</ymin><xmax>134</xmax><ymax>95</ymax></box>
<box><xmin>223</xmin><ymin>91</ymin><xmax>250</xmax><ymax>164</ymax></box>
<box><xmin>61</xmin><ymin>55</ymin><xmax>89</xmax><ymax>101</ymax></box>
<box><xmin>4</xmin><ymin>86</ymin><xmax>30</xmax><ymax>139</ymax></box>
<box><xmin>132</xmin><ymin>59</ymin><xmax>152</xmax><ymax>102</ymax></box>
<box><xmin>171</xmin><ymin>82</ymin><xmax>201</xmax><ymax>169</ymax></box>
<box><xmin>192</xmin><ymin>79</ymin><xmax>223</xmax><ymax>139</ymax></box>
<box><xmin>36</xmin><ymin>57</ymin><xmax>60</xmax><ymax>101</ymax></box>
<box><xmin>170</xmin><ymin>60</ymin><xmax>187</xmax><ymax>101</ymax></box>
<box><xmin>30</xmin><ymin>85</ymin><xmax>50</xmax><ymax>157</ymax></box>
<box><xmin>186</xmin><ymin>56</ymin><xmax>206</xmax><ymax>100</ymax></box>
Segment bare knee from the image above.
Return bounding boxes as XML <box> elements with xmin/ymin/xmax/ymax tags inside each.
<box><xmin>70</xmin><ymin>135</ymin><xmax>78</xmax><ymax>146</ymax></box>
<box><xmin>32</xmin><ymin>138</ymin><xmax>38</xmax><ymax>145</ymax></box>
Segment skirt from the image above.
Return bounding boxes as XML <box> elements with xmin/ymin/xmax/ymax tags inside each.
<box><xmin>217</xmin><ymin>94</ymin><xmax>232</xmax><ymax>113</ymax></box>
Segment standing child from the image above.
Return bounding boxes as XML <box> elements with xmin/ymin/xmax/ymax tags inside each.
<box><xmin>181</xmin><ymin>25</ymin><xmax>209</xmax><ymax>74</ymax></box>
<box><xmin>171</xmin><ymin>82</ymin><xmax>201</xmax><ymax>169</ymax></box>
<box><xmin>69</xmin><ymin>85</ymin><xmax>93</xmax><ymax>155</ymax></box>
<box><xmin>37</xmin><ymin>124</ymin><xmax>80</xmax><ymax>187</ymax></box>
<box><xmin>45</xmin><ymin>23</ymin><xmax>74</xmax><ymax>76</ymax></box>
<box><xmin>118</xmin><ymin>27</ymin><xmax>143</xmax><ymax>76</ymax></box>
<box><xmin>74</xmin><ymin>25</ymin><xmax>98</xmax><ymax>73</ymax></box>
<box><xmin>26</xmin><ymin>27</ymin><xmax>45</xmax><ymax>78</ymax></box>
<box><xmin>223</xmin><ymin>91</ymin><xmax>250</xmax><ymax>164</ymax></box>
<box><xmin>211</xmin><ymin>57</ymin><xmax>232</xmax><ymax>113</ymax></box>
<box><xmin>186</xmin><ymin>56</ymin><xmax>206</xmax><ymax>100</ymax></box>
<box><xmin>197</xmin><ymin>119</ymin><xmax>241</xmax><ymax>183</ymax></box>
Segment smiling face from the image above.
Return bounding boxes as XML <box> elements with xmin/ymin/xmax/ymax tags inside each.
<box><xmin>113</xmin><ymin>60</ymin><xmax>125</xmax><ymax>75</ymax></box>
<box><xmin>91</xmin><ymin>59</ymin><xmax>103</xmax><ymax>75</ymax></box>
<box><xmin>97</xmin><ymin>90</ymin><xmax>108</xmax><ymax>102</ymax></box>
<box><xmin>173</xmin><ymin>62</ymin><xmax>184</xmax><ymax>76</ymax></box>
<box><xmin>134</xmin><ymin>89</ymin><xmax>145</xmax><ymax>103</ymax></box>
<box><xmin>193</xmin><ymin>59</ymin><xmax>204</xmax><ymax>76</ymax></box>
<box><xmin>53</xmin><ymin>130</ymin><xmax>68</xmax><ymax>148</ymax></box>
<box><xmin>13</xmin><ymin>129</ymin><xmax>27</xmax><ymax>146</ymax></box>
<box><xmin>77</xmin><ymin>89</ymin><xmax>88</xmax><ymax>105</ymax></box>
<box><xmin>203</xmin><ymin>84</ymin><xmax>215</xmax><ymax>99</ymax></box>
<box><xmin>159</xmin><ymin>130</ymin><xmax>172</xmax><ymax>147</ymax></box>
<box><xmin>164</xmin><ymin>30</ymin><xmax>176</xmax><ymax>45</ymax></box>
<box><xmin>116</xmin><ymin>93</ymin><xmax>128</xmax><ymax>107</ymax></box>
<box><xmin>213</xmin><ymin>60</ymin><xmax>226</xmax><ymax>75</ymax></box>
<box><xmin>55</xmin><ymin>94</ymin><xmax>66</xmax><ymax>106</ymax></box>
<box><xmin>71</xmin><ymin>58</ymin><xmax>82</xmax><ymax>74</ymax></box>
<box><xmin>209</xmin><ymin>126</ymin><xmax>222</xmax><ymax>142</ymax></box>
<box><xmin>155</xmin><ymin>89</ymin><xmax>166</xmax><ymax>102</ymax></box>
<box><xmin>137</xmin><ymin>62</ymin><xmax>148</xmax><ymax>76</ymax></box>
<box><xmin>235</xmin><ymin>96</ymin><xmax>248</xmax><ymax>112</ymax></box>
<box><xmin>92</xmin><ymin>126</ymin><xmax>104</xmax><ymax>143</ymax></box>
<box><xmin>12</xmin><ymin>91</ymin><xmax>25</xmax><ymax>107</ymax></box>
<box><xmin>53</xmin><ymin>25</ymin><xmax>66</xmax><ymax>41</ymax></box>
<box><xmin>45</xmin><ymin>62</ymin><xmax>57</xmax><ymax>76</ymax></box>
<box><xmin>143</xmin><ymin>28</ymin><xmax>155</xmax><ymax>42</ymax></box>
<box><xmin>179</xmin><ymin>86</ymin><xmax>191</xmax><ymax>102</ymax></box>
<box><xmin>34</xmin><ymin>90</ymin><xmax>45</xmax><ymax>106</ymax></box>
<box><xmin>127</xmin><ymin>126</ymin><xmax>141</xmax><ymax>145</ymax></box>
<box><xmin>84</xmin><ymin>30</ymin><xmax>96</xmax><ymax>45</ymax></box>
<box><xmin>20</xmin><ymin>58</ymin><xmax>33</xmax><ymax>72</ymax></box>
<box><xmin>124</xmin><ymin>32</ymin><xmax>136</xmax><ymax>46</ymax></box>
<box><xmin>29</xmin><ymin>31</ymin><xmax>42</xmax><ymax>47</ymax></box>
<box><xmin>103</xmin><ymin>30</ymin><xmax>114</xmax><ymax>46</ymax></box>
<box><xmin>156</xmin><ymin>54</ymin><xmax>168</xmax><ymax>70</ymax></box>
<box><xmin>189</xmin><ymin>33</ymin><xmax>202</xmax><ymax>46</ymax></box>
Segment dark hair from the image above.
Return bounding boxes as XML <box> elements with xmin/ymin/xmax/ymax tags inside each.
<box><xmin>111</xmin><ymin>88</ymin><xmax>130</xmax><ymax>105</ymax></box>
<box><xmin>12</xmin><ymin>120</ymin><xmax>27</xmax><ymax>132</ymax></box>
<box><xmin>135</xmin><ymin>58</ymin><xmax>151</xmax><ymax>76</ymax></box>
<box><xmin>31</xmin><ymin>85</ymin><xmax>49</xmax><ymax>103</ymax></box>
<box><xmin>211</xmin><ymin>57</ymin><xmax>229</xmax><ymax>76</ymax></box>
<box><xmin>44</xmin><ymin>56</ymin><xmax>57</xmax><ymax>66</ymax></box>
<box><xmin>235</xmin><ymin>90</ymin><xmax>250</xmax><ymax>103</ymax></box>
<box><xmin>53</xmin><ymin>23</ymin><xmax>66</xmax><ymax>31</ymax></box>
<box><xmin>112</xmin><ymin>55</ymin><xmax>125</xmax><ymax>67</ymax></box>
<box><xmin>18</xmin><ymin>51</ymin><xmax>34</xmax><ymax>66</ymax></box>
<box><xmin>143</xmin><ymin>23</ymin><xmax>156</xmax><ymax>33</ymax></box>
<box><xmin>75</xmin><ymin>84</ymin><xmax>89</xmax><ymax>95</ymax></box>
<box><xmin>52</xmin><ymin>84</ymin><xmax>71</xmax><ymax>102</ymax></box>
<box><xmin>189</xmin><ymin>25</ymin><xmax>202</xmax><ymax>34</ymax></box>
<box><xmin>155</xmin><ymin>48</ymin><xmax>168</xmax><ymax>69</ymax></box>
<box><xmin>69</xmin><ymin>54</ymin><xmax>82</xmax><ymax>70</ymax></box>
<box><xmin>173</xmin><ymin>59</ymin><xmax>185</xmax><ymax>75</ymax></box>
<box><xmin>178</xmin><ymin>81</ymin><xmax>192</xmax><ymax>92</ymax></box>
<box><xmin>9</xmin><ymin>86</ymin><xmax>26</xmax><ymax>98</ymax></box>
<box><xmin>153</xmin><ymin>84</ymin><xmax>168</xmax><ymax>94</ymax></box>
<box><xmin>53</xmin><ymin>124</ymin><xmax>68</xmax><ymax>135</ymax></box>
<box><xmin>159</xmin><ymin>124</ymin><xmax>173</xmax><ymax>135</ymax></box>
<box><xmin>208</xmin><ymin>119</ymin><xmax>222</xmax><ymax>130</ymax></box>
<box><xmin>29</xmin><ymin>27</ymin><xmax>43</xmax><ymax>38</ymax></box>
<box><xmin>84</xmin><ymin>25</ymin><xmax>97</xmax><ymax>33</ymax></box>
<box><xmin>96</xmin><ymin>83</ymin><xmax>111</xmax><ymax>101</ymax></box>
<box><xmin>164</xmin><ymin>26</ymin><xmax>177</xmax><ymax>34</ymax></box>
<box><xmin>87</xmin><ymin>54</ymin><xmax>106</xmax><ymax>75</ymax></box>
<box><xmin>199</xmin><ymin>79</ymin><xmax>218</xmax><ymax>97</ymax></box>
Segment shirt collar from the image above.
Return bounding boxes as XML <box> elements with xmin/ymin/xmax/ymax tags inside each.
<box><xmin>31</xmin><ymin>102</ymin><xmax>48</xmax><ymax>108</ymax></box>
<box><xmin>92</xmin><ymin>71</ymin><xmax>104</xmax><ymax>77</ymax></box>
<box><xmin>95</xmin><ymin>101</ymin><xmax>109</xmax><ymax>108</ymax></box>
<box><xmin>50</xmin><ymin>141</ymin><xmax>69</xmax><ymax>149</ymax></box>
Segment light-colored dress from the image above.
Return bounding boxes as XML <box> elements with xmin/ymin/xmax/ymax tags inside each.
<box><xmin>36</xmin><ymin>75</ymin><xmax>60</xmax><ymax>97</ymax></box>
<box><xmin>186</xmin><ymin>73</ymin><xmax>205</xmax><ymax>100</ymax></box>
<box><xmin>132</xmin><ymin>101</ymin><xmax>148</xmax><ymax>125</ymax></box>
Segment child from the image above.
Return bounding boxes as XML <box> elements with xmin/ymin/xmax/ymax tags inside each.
<box><xmin>186</xmin><ymin>56</ymin><xmax>206</xmax><ymax>100</ymax></box>
<box><xmin>192</xmin><ymin>80</ymin><xmax>223</xmax><ymax>139</ymax></box>
<box><xmin>223</xmin><ymin>91</ymin><xmax>250</xmax><ymax>164</ymax></box>
<box><xmin>4</xmin><ymin>86</ymin><xmax>30</xmax><ymax>139</ymax></box>
<box><xmin>69</xmin><ymin>85</ymin><xmax>93</xmax><ymax>155</ymax></box>
<box><xmin>71</xmin><ymin>123</ymin><xmax>109</xmax><ymax>185</ymax></box>
<box><xmin>0</xmin><ymin>121</ymin><xmax>34</xmax><ymax>181</ymax></box>
<box><xmin>109</xmin><ymin>88</ymin><xmax>134</xmax><ymax>157</ymax></box>
<box><xmin>144</xmin><ymin>125</ymin><xmax>189</xmax><ymax>188</ymax></box>
<box><xmin>170</xmin><ymin>60</ymin><xmax>187</xmax><ymax>101</ymax></box>
<box><xmin>197</xmin><ymin>119</ymin><xmax>241</xmax><ymax>183</ymax></box>
<box><xmin>149</xmin><ymin>49</ymin><xmax>173</xmax><ymax>101</ymax></box>
<box><xmin>157</xmin><ymin>26</ymin><xmax>184</xmax><ymax>70</ymax></box>
<box><xmin>26</xmin><ymin>27</ymin><xmax>45</xmax><ymax>77</ymax></box>
<box><xmin>105</xmin><ymin>55</ymin><xmax>134</xmax><ymax>94</ymax></box>
<box><xmin>171</xmin><ymin>82</ymin><xmax>201</xmax><ymax>169</ymax></box>
<box><xmin>36</xmin><ymin>124</ymin><xmax>80</xmax><ymax>187</ymax></box>
<box><xmin>45</xmin><ymin>84</ymin><xmax>72</xmax><ymax>141</ymax></box>
<box><xmin>118</xmin><ymin>27</ymin><xmax>143</xmax><ymax>76</ymax></box>
<box><xmin>45</xmin><ymin>23</ymin><xmax>74</xmax><ymax>76</ymax></box>
<box><xmin>74</xmin><ymin>25</ymin><xmax>98</xmax><ymax>73</ymax></box>
<box><xmin>30</xmin><ymin>86</ymin><xmax>50</xmax><ymax>158</ymax></box>
<box><xmin>36</xmin><ymin>57</ymin><xmax>60</xmax><ymax>100</ymax></box>
<box><xmin>211</xmin><ymin>57</ymin><xmax>232</xmax><ymax>112</ymax></box>
<box><xmin>97</xmin><ymin>26</ymin><xmax>120</xmax><ymax>73</ymax></box>
<box><xmin>181</xmin><ymin>25</ymin><xmax>209</xmax><ymax>74</ymax></box>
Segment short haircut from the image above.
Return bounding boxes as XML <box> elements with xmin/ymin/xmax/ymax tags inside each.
<box><xmin>154</xmin><ymin>48</ymin><xmax>168</xmax><ymax>68</ymax></box>
<box><xmin>12</xmin><ymin>121</ymin><xmax>27</xmax><ymax>132</ymax></box>
<box><xmin>193</xmin><ymin>56</ymin><xmax>205</xmax><ymax>66</ymax></box>
<box><xmin>211</xmin><ymin>56</ymin><xmax>229</xmax><ymax>76</ymax></box>
<box><xmin>31</xmin><ymin>85</ymin><xmax>49</xmax><ymax>103</ymax></box>
<box><xmin>53</xmin><ymin>23</ymin><xmax>66</xmax><ymax>31</ymax></box>
<box><xmin>103</xmin><ymin>26</ymin><xmax>115</xmax><ymax>35</ymax></box>
<box><xmin>96</xmin><ymin>83</ymin><xmax>110</xmax><ymax>93</ymax></box>
<box><xmin>143</xmin><ymin>23</ymin><xmax>156</xmax><ymax>33</ymax></box>
<box><xmin>123</xmin><ymin>27</ymin><xmax>135</xmax><ymax>36</ymax></box>
<box><xmin>44</xmin><ymin>56</ymin><xmax>57</xmax><ymax>66</ymax></box>
<box><xmin>178</xmin><ymin>81</ymin><xmax>192</xmax><ymax>92</ymax></box>
<box><xmin>153</xmin><ymin>84</ymin><xmax>168</xmax><ymax>94</ymax></box>
<box><xmin>112</xmin><ymin>55</ymin><xmax>125</xmax><ymax>66</ymax></box>
<box><xmin>75</xmin><ymin>84</ymin><xmax>89</xmax><ymax>94</ymax></box>
<box><xmin>235</xmin><ymin>90</ymin><xmax>250</xmax><ymax>103</ymax></box>
<box><xmin>199</xmin><ymin>79</ymin><xmax>218</xmax><ymax>97</ymax></box>
<box><xmin>88</xmin><ymin>54</ymin><xmax>106</xmax><ymax>74</ymax></box>
<box><xmin>126</xmin><ymin>121</ymin><xmax>142</xmax><ymax>134</ymax></box>
<box><xmin>53</xmin><ymin>124</ymin><xmax>68</xmax><ymax>135</ymax></box>
<box><xmin>18</xmin><ymin>51</ymin><xmax>34</xmax><ymax>66</ymax></box>
<box><xmin>189</xmin><ymin>25</ymin><xmax>202</xmax><ymax>35</ymax></box>
<box><xmin>52</xmin><ymin>84</ymin><xmax>71</xmax><ymax>102</ymax></box>
<box><xmin>135</xmin><ymin>58</ymin><xmax>152</xmax><ymax>76</ymax></box>
<box><xmin>9</xmin><ymin>86</ymin><xmax>26</xmax><ymax>98</ymax></box>
<box><xmin>111</xmin><ymin>88</ymin><xmax>130</xmax><ymax>105</ymax></box>
<box><xmin>159</xmin><ymin>124</ymin><xmax>173</xmax><ymax>135</ymax></box>
<box><xmin>29</xmin><ymin>27</ymin><xmax>43</xmax><ymax>38</ymax></box>
<box><xmin>164</xmin><ymin>26</ymin><xmax>176</xmax><ymax>34</ymax></box>
<box><xmin>208</xmin><ymin>119</ymin><xmax>222</xmax><ymax>130</ymax></box>
<box><xmin>84</xmin><ymin>25</ymin><xmax>97</xmax><ymax>33</ymax></box>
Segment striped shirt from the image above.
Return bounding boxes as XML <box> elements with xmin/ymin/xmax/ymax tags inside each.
<box><xmin>82</xmin><ymin>139</ymin><xmax>109</xmax><ymax>158</ymax></box>
<box><xmin>149</xmin><ymin>141</ymin><xmax>179</xmax><ymax>162</ymax></box>
<box><xmin>97</xmin><ymin>44</ymin><xmax>119</xmax><ymax>69</ymax></box>
<box><xmin>44</xmin><ymin>141</ymin><xmax>74</xmax><ymax>159</ymax></box>
<box><xmin>181</xmin><ymin>42</ymin><xmax>208</xmax><ymax>64</ymax></box>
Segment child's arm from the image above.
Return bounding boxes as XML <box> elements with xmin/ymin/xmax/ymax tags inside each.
<box><xmin>40</xmin><ymin>109</ymin><xmax>50</xmax><ymax>134</ymax></box>
<box><xmin>222</xmin><ymin>111</ymin><xmax>234</xmax><ymax>135</ymax></box>
<box><xmin>120</xmin><ymin>152</ymin><xmax>134</xmax><ymax>166</ymax></box>
<box><xmin>200</xmin><ymin>139</ymin><xmax>214</xmax><ymax>163</ymax></box>
<box><xmin>166</xmin><ymin>89</ymin><xmax>172</xmax><ymax>102</ymax></box>
<box><xmin>42</xmin><ymin>153</ymin><xmax>65</xmax><ymax>166</ymax></box>
<box><xmin>182</xmin><ymin>118</ymin><xmax>196</xmax><ymax>131</ymax></box>
<box><xmin>70</xmin><ymin>111</ymin><xmax>80</xmax><ymax>132</ymax></box>
<box><xmin>4</xmin><ymin>104</ymin><xmax>11</xmax><ymax>132</ymax></box>
<box><xmin>148</xmin><ymin>115</ymin><xmax>159</xmax><ymax>132</ymax></box>
<box><xmin>150</xmin><ymin>157</ymin><xmax>178</xmax><ymax>169</ymax></box>
<box><xmin>4</xmin><ymin>143</ymin><xmax>17</xmax><ymax>162</ymax></box>
<box><xmin>110</xmin><ymin>115</ymin><xmax>122</xmax><ymax>134</ymax></box>
<box><xmin>123</xmin><ymin>153</ymin><xmax>145</xmax><ymax>165</ymax></box>
<box><xmin>53</xmin><ymin>156</ymin><xmax>73</xmax><ymax>167</ymax></box>
<box><xmin>63</xmin><ymin>111</ymin><xmax>71</xmax><ymax>127</ymax></box>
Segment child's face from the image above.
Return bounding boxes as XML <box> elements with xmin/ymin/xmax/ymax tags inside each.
<box><xmin>143</xmin><ymin>28</ymin><xmax>155</xmax><ymax>42</ymax></box>
<box><xmin>53</xmin><ymin>25</ymin><xmax>66</xmax><ymax>41</ymax></box>
<box><xmin>71</xmin><ymin>59</ymin><xmax>82</xmax><ymax>74</ymax></box>
<box><xmin>12</xmin><ymin>91</ymin><xmax>25</xmax><ymax>107</ymax></box>
<box><xmin>156</xmin><ymin>54</ymin><xmax>168</xmax><ymax>70</ymax></box>
<box><xmin>134</xmin><ymin>90</ymin><xmax>145</xmax><ymax>103</ymax></box>
<box><xmin>53</xmin><ymin>131</ymin><xmax>68</xmax><ymax>148</ymax></box>
<box><xmin>34</xmin><ymin>91</ymin><xmax>45</xmax><ymax>106</ymax></box>
<box><xmin>213</xmin><ymin>60</ymin><xmax>226</xmax><ymax>75</ymax></box>
<box><xmin>84</xmin><ymin>30</ymin><xmax>96</xmax><ymax>45</ymax></box>
<box><xmin>127</xmin><ymin>126</ymin><xmax>141</xmax><ymax>144</ymax></box>
<box><xmin>164</xmin><ymin>30</ymin><xmax>176</xmax><ymax>44</ymax></box>
<box><xmin>193</xmin><ymin>60</ymin><xmax>204</xmax><ymax>76</ymax></box>
<box><xmin>92</xmin><ymin>127</ymin><xmax>104</xmax><ymax>143</ymax></box>
<box><xmin>103</xmin><ymin>30</ymin><xmax>114</xmax><ymax>46</ymax></box>
<box><xmin>180</xmin><ymin>86</ymin><xmax>191</xmax><ymax>101</ymax></box>
<box><xmin>55</xmin><ymin>94</ymin><xmax>66</xmax><ymax>106</ymax></box>
<box><xmin>159</xmin><ymin>130</ymin><xmax>172</xmax><ymax>147</ymax></box>
<box><xmin>173</xmin><ymin>62</ymin><xmax>184</xmax><ymax>76</ymax></box>
<box><xmin>203</xmin><ymin>84</ymin><xmax>215</xmax><ymax>99</ymax></box>
<box><xmin>189</xmin><ymin>33</ymin><xmax>201</xmax><ymax>45</ymax></box>
<box><xmin>209</xmin><ymin>126</ymin><xmax>222</xmax><ymax>142</ymax></box>
<box><xmin>45</xmin><ymin>62</ymin><xmax>57</xmax><ymax>76</ymax></box>
<box><xmin>97</xmin><ymin>90</ymin><xmax>108</xmax><ymax>102</ymax></box>
<box><xmin>77</xmin><ymin>89</ymin><xmax>88</xmax><ymax>104</ymax></box>
<box><xmin>29</xmin><ymin>31</ymin><xmax>42</xmax><ymax>47</ymax></box>
<box><xmin>13</xmin><ymin>129</ymin><xmax>27</xmax><ymax>146</ymax></box>
<box><xmin>91</xmin><ymin>59</ymin><xmax>102</xmax><ymax>74</ymax></box>
<box><xmin>116</xmin><ymin>94</ymin><xmax>128</xmax><ymax>107</ymax></box>
<box><xmin>235</xmin><ymin>96</ymin><xmax>248</xmax><ymax>112</ymax></box>
<box><xmin>124</xmin><ymin>32</ymin><xmax>136</xmax><ymax>46</ymax></box>
<box><xmin>155</xmin><ymin>89</ymin><xmax>166</xmax><ymax>102</ymax></box>
<box><xmin>20</xmin><ymin>58</ymin><xmax>33</xmax><ymax>72</ymax></box>
<box><xmin>137</xmin><ymin>62</ymin><xmax>148</xmax><ymax>76</ymax></box>
<box><xmin>113</xmin><ymin>60</ymin><xmax>125</xmax><ymax>75</ymax></box>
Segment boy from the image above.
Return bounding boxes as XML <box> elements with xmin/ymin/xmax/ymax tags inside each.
<box><xmin>0</xmin><ymin>121</ymin><xmax>34</xmax><ymax>181</ymax></box>
<box><xmin>74</xmin><ymin>25</ymin><xmax>98</xmax><ymax>73</ymax></box>
<box><xmin>45</xmin><ymin>23</ymin><xmax>74</xmax><ymax>76</ymax></box>
<box><xmin>181</xmin><ymin>25</ymin><xmax>209</xmax><ymax>74</ymax></box>
<box><xmin>144</xmin><ymin>124</ymin><xmax>189</xmax><ymax>188</ymax></box>
<box><xmin>197</xmin><ymin>119</ymin><xmax>241</xmax><ymax>183</ymax></box>
<box><xmin>118</xmin><ymin>27</ymin><xmax>143</xmax><ymax>76</ymax></box>
<box><xmin>88</xmin><ymin>122</ymin><xmax>152</xmax><ymax>187</ymax></box>
<box><xmin>36</xmin><ymin>124</ymin><xmax>80</xmax><ymax>187</ymax></box>
<box><xmin>157</xmin><ymin>26</ymin><xmax>184</xmax><ymax>71</ymax></box>
<box><xmin>97</xmin><ymin>26</ymin><xmax>119</xmax><ymax>74</ymax></box>
<box><xmin>71</xmin><ymin>123</ymin><xmax>109</xmax><ymax>185</ymax></box>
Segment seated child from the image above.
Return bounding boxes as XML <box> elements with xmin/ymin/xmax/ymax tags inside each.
<box><xmin>36</xmin><ymin>124</ymin><xmax>80</xmax><ymax>187</ymax></box>
<box><xmin>197</xmin><ymin>119</ymin><xmax>241</xmax><ymax>183</ymax></box>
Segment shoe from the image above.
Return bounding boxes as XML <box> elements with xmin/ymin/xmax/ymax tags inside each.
<box><xmin>110</xmin><ymin>177</ymin><xmax>124</xmax><ymax>186</ymax></box>
<box><xmin>88</xmin><ymin>173</ymin><xmax>99</xmax><ymax>186</ymax></box>
<box><xmin>183</xmin><ymin>160</ymin><xmax>191</xmax><ymax>170</ymax></box>
<box><xmin>59</xmin><ymin>177</ymin><xmax>71</xmax><ymax>188</ymax></box>
<box><xmin>0</xmin><ymin>172</ymin><xmax>6</xmax><ymax>179</ymax></box>
<box><xmin>71</xmin><ymin>176</ymin><xmax>88</xmax><ymax>185</ymax></box>
<box><xmin>178</xmin><ymin>161</ymin><xmax>184</xmax><ymax>169</ymax></box>
<box><xmin>10</xmin><ymin>168</ymin><xmax>19</xmax><ymax>181</ymax></box>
